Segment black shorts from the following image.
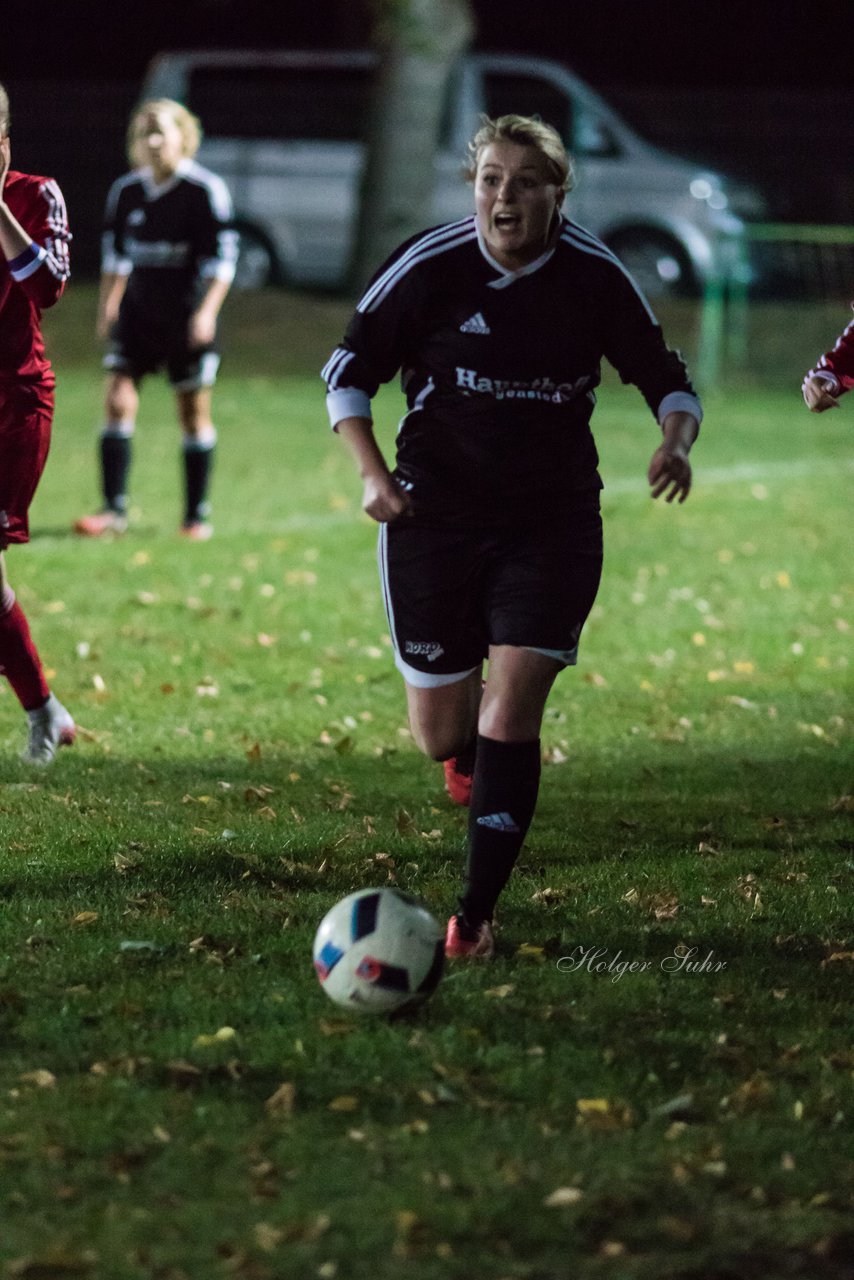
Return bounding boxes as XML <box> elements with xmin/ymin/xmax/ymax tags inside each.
<box><xmin>378</xmin><ymin>498</ymin><xmax>603</xmax><ymax>686</ymax></box>
<box><xmin>104</xmin><ymin>311</ymin><xmax>220</xmax><ymax>391</ymax></box>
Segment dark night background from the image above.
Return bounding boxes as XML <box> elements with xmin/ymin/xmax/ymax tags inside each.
<box><xmin>2</xmin><ymin>0</ymin><xmax>853</xmax><ymax>277</ymax></box>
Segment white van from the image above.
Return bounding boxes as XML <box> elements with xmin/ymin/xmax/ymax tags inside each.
<box><xmin>143</xmin><ymin>49</ymin><xmax>756</xmax><ymax>296</ymax></box>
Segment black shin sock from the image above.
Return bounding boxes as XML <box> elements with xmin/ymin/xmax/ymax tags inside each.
<box><xmin>452</xmin><ymin>734</ymin><xmax>478</xmax><ymax>777</ymax></box>
<box><xmin>100</xmin><ymin>434</ymin><xmax>131</xmax><ymax>513</ymax></box>
<box><xmin>459</xmin><ymin>735</ymin><xmax>541</xmax><ymax>928</ymax></box>
<box><xmin>183</xmin><ymin>441</ymin><xmax>215</xmax><ymax>524</ymax></box>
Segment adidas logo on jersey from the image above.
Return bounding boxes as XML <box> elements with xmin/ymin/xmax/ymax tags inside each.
<box><xmin>476</xmin><ymin>811</ymin><xmax>520</xmax><ymax>833</ymax></box>
<box><xmin>459</xmin><ymin>312</ymin><xmax>491</xmax><ymax>335</ymax></box>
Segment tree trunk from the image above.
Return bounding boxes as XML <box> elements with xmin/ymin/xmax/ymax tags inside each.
<box><xmin>349</xmin><ymin>0</ymin><xmax>475</xmax><ymax>293</ymax></box>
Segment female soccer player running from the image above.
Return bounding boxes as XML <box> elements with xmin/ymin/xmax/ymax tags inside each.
<box><xmin>75</xmin><ymin>99</ymin><xmax>237</xmax><ymax>541</ymax></box>
<box><xmin>0</xmin><ymin>83</ymin><xmax>75</xmax><ymax>764</ymax></box>
<box><xmin>322</xmin><ymin>115</ymin><xmax>702</xmax><ymax>958</ymax></box>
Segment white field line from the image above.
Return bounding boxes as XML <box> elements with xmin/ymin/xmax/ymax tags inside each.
<box><xmin>602</xmin><ymin>454</ymin><xmax>854</xmax><ymax>496</ymax></box>
<box><xmin>34</xmin><ymin>454</ymin><xmax>853</xmax><ymax>544</ymax></box>
<box><xmin>253</xmin><ymin>453</ymin><xmax>854</xmax><ymax>532</ymax></box>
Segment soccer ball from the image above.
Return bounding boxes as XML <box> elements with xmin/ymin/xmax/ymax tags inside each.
<box><xmin>312</xmin><ymin>887</ymin><xmax>445</xmax><ymax>1014</ymax></box>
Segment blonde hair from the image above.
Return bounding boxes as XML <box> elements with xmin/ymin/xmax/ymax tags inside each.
<box><xmin>466</xmin><ymin>114</ymin><xmax>574</xmax><ymax>194</ymax></box>
<box><xmin>127</xmin><ymin>99</ymin><xmax>202</xmax><ymax>167</ymax></box>
<box><xmin>0</xmin><ymin>83</ymin><xmax>9</xmax><ymax>135</ymax></box>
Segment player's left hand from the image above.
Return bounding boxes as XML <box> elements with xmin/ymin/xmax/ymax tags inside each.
<box><xmin>648</xmin><ymin>444</ymin><xmax>692</xmax><ymax>503</ymax></box>
<box><xmin>188</xmin><ymin>309</ymin><xmax>217</xmax><ymax>348</ymax></box>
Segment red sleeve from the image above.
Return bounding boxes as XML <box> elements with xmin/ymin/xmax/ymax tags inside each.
<box><xmin>7</xmin><ymin>176</ymin><xmax>71</xmax><ymax>309</ymax></box>
<box><xmin>807</xmin><ymin>308</ymin><xmax>854</xmax><ymax>394</ymax></box>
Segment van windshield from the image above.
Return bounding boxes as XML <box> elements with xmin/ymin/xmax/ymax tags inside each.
<box><xmin>187</xmin><ymin>66</ymin><xmax>372</xmax><ymax>141</ymax></box>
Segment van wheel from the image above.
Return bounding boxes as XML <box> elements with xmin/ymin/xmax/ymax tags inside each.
<box><xmin>233</xmin><ymin>229</ymin><xmax>278</xmax><ymax>290</ymax></box>
<box><xmin>606</xmin><ymin>231</ymin><xmax>697</xmax><ymax>299</ymax></box>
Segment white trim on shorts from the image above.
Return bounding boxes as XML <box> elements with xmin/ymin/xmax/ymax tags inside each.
<box><xmin>394</xmin><ymin>655</ymin><xmax>481</xmax><ymax>688</ymax></box>
<box><xmin>173</xmin><ymin>351</ymin><xmax>221</xmax><ymax>391</ymax></box>
<box><xmin>525</xmin><ymin>644</ymin><xmax>579</xmax><ymax>667</ymax></box>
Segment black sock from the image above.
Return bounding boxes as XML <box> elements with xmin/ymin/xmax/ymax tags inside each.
<box><xmin>183</xmin><ymin>439</ymin><xmax>215</xmax><ymax>524</ymax></box>
<box><xmin>453</xmin><ymin>734</ymin><xmax>477</xmax><ymax>777</ymax></box>
<box><xmin>459</xmin><ymin>735</ymin><xmax>541</xmax><ymax>928</ymax></box>
<box><xmin>100</xmin><ymin>433</ymin><xmax>131</xmax><ymax>513</ymax></box>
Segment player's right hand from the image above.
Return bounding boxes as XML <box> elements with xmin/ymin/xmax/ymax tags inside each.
<box><xmin>802</xmin><ymin>374</ymin><xmax>840</xmax><ymax>413</ymax></box>
<box><xmin>0</xmin><ymin>135</ymin><xmax>10</xmax><ymax>198</ymax></box>
<box><xmin>362</xmin><ymin>473</ymin><xmax>413</xmax><ymax>523</ymax></box>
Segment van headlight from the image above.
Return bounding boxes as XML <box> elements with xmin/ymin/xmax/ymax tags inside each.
<box><xmin>690</xmin><ymin>176</ymin><xmax>728</xmax><ymax>210</ymax></box>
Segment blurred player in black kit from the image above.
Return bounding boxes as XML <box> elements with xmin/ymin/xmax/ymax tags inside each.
<box><xmin>323</xmin><ymin>114</ymin><xmax>702</xmax><ymax>958</ymax></box>
<box><xmin>75</xmin><ymin>99</ymin><xmax>237</xmax><ymax>541</ymax></box>
<box><xmin>0</xmin><ymin>81</ymin><xmax>75</xmax><ymax>765</ymax></box>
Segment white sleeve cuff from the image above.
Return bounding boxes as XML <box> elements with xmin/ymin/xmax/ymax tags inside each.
<box><xmin>326</xmin><ymin>388</ymin><xmax>372</xmax><ymax>430</ymax></box>
<box><xmin>806</xmin><ymin>370</ymin><xmax>840</xmax><ymax>394</ymax></box>
<box><xmin>200</xmin><ymin>258</ymin><xmax>237</xmax><ymax>283</ymax></box>
<box><xmin>657</xmin><ymin>391</ymin><xmax>703</xmax><ymax>426</ymax></box>
<box><xmin>102</xmin><ymin>254</ymin><xmax>133</xmax><ymax>276</ymax></box>
<box><xmin>9</xmin><ymin>242</ymin><xmax>47</xmax><ymax>281</ymax></box>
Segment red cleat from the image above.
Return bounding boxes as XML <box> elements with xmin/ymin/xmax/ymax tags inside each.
<box><xmin>443</xmin><ymin>757</ymin><xmax>474</xmax><ymax>806</ymax></box>
<box><xmin>179</xmin><ymin>520</ymin><xmax>214</xmax><ymax>541</ymax></box>
<box><xmin>73</xmin><ymin>510</ymin><xmax>127</xmax><ymax>536</ymax></box>
<box><xmin>444</xmin><ymin>914</ymin><xmax>495</xmax><ymax>960</ymax></box>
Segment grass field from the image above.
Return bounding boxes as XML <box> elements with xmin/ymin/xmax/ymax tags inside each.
<box><xmin>0</xmin><ymin>287</ymin><xmax>851</xmax><ymax>1279</ymax></box>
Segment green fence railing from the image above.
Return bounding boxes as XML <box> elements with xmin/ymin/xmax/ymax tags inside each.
<box><xmin>698</xmin><ymin>223</ymin><xmax>854</xmax><ymax>387</ymax></box>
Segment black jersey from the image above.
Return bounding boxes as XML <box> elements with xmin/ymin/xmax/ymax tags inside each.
<box><xmin>102</xmin><ymin>160</ymin><xmax>238</xmax><ymax>333</ymax></box>
<box><xmin>322</xmin><ymin>215</ymin><xmax>701</xmax><ymax>523</ymax></box>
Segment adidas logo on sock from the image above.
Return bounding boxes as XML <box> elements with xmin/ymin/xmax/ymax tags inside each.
<box><xmin>459</xmin><ymin>312</ymin><xmax>491</xmax><ymax>335</ymax></box>
<box><xmin>476</xmin><ymin>811</ymin><xmax>520</xmax><ymax>833</ymax></box>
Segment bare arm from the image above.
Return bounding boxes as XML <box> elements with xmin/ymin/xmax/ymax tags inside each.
<box><xmin>0</xmin><ymin>137</ymin><xmax>31</xmax><ymax>259</ymax></box>
<box><xmin>97</xmin><ymin>272</ymin><xmax>129</xmax><ymax>339</ymax></box>
<box><xmin>188</xmin><ymin>276</ymin><xmax>232</xmax><ymax>347</ymax></box>
<box><xmin>337</xmin><ymin>417</ymin><xmax>412</xmax><ymax>523</ymax></box>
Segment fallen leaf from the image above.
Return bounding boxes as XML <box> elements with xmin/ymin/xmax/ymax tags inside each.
<box><xmin>576</xmin><ymin>1097</ymin><xmax>635</xmax><ymax>1130</ymax></box>
<box><xmin>164</xmin><ymin>1060</ymin><xmax>203</xmax><ymax>1086</ymax></box>
<box><xmin>730</xmin><ymin>1072</ymin><xmax>774</xmax><ymax>1110</ymax></box>
<box><xmin>19</xmin><ymin>1070</ymin><xmax>56</xmax><ymax>1089</ymax></box>
<box><xmin>544</xmin><ymin>1186</ymin><xmax>583</xmax><ymax>1207</ymax></box>
<box><xmin>70</xmin><ymin>912</ymin><xmax>99</xmax><ymax>927</ymax></box>
<box><xmin>253</xmin><ymin>1222</ymin><xmax>284</xmax><ymax>1253</ymax></box>
<box><xmin>193</xmin><ymin>1026</ymin><xmax>237</xmax><ymax>1048</ymax></box>
<box><xmin>265</xmin><ymin>1083</ymin><xmax>296</xmax><ymax>1117</ymax></box>
<box><xmin>530</xmin><ymin>888</ymin><xmax>568</xmax><ymax>904</ymax></box>
<box><xmin>484</xmin><ymin>984</ymin><xmax>515</xmax><ymax>999</ymax></box>
<box><xmin>515</xmin><ymin>943</ymin><xmax>546</xmax><ymax>961</ymax></box>
<box><xmin>328</xmin><ymin>1095</ymin><xmax>359</xmax><ymax>1112</ymax></box>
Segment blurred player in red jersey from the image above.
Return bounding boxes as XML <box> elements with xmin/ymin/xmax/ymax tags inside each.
<box><xmin>802</xmin><ymin>310</ymin><xmax>854</xmax><ymax>412</ymax></box>
<box><xmin>0</xmin><ymin>82</ymin><xmax>75</xmax><ymax>764</ymax></box>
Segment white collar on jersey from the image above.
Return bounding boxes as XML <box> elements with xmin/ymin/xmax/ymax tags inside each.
<box><xmin>139</xmin><ymin>157</ymin><xmax>193</xmax><ymax>199</ymax></box>
<box><xmin>476</xmin><ymin>217</ymin><xmax>562</xmax><ymax>290</ymax></box>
